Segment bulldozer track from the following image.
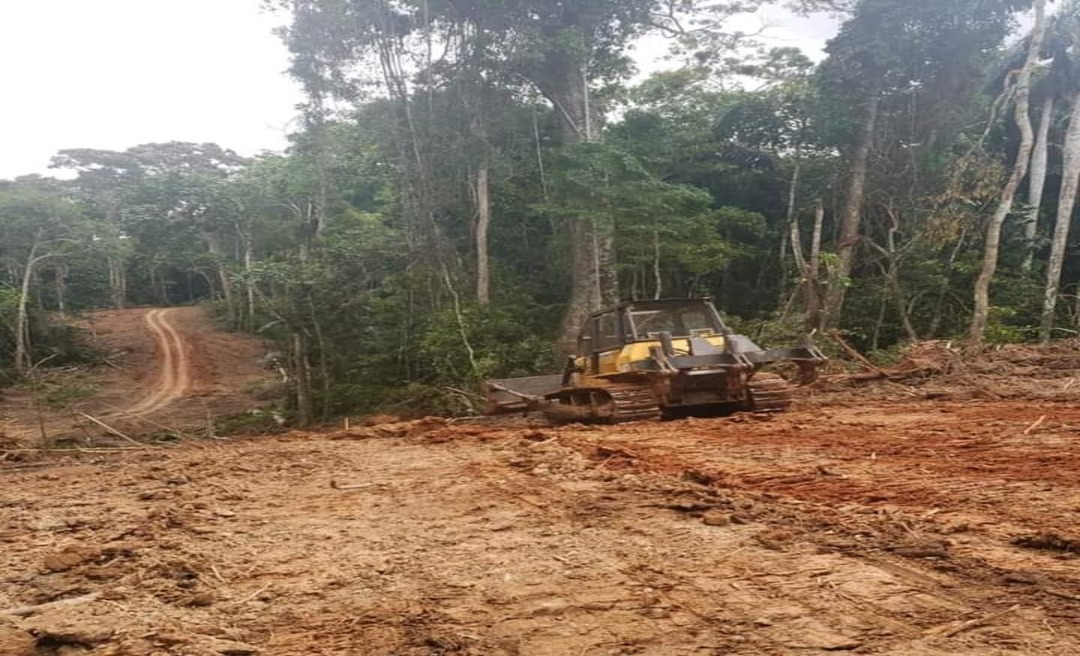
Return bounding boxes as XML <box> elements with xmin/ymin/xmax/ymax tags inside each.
<box><xmin>609</xmin><ymin>386</ymin><xmax>662</xmax><ymax>423</ymax></box>
<box><xmin>747</xmin><ymin>376</ymin><xmax>794</xmax><ymax>413</ymax></box>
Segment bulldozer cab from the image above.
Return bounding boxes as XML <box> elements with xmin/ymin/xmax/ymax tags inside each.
<box><xmin>578</xmin><ymin>298</ymin><xmax>730</xmax><ymax>376</ymax></box>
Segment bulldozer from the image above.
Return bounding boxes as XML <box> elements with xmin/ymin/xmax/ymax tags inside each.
<box><xmin>485</xmin><ymin>297</ymin><xmax>826</xmax><ymax>424</ymax></box>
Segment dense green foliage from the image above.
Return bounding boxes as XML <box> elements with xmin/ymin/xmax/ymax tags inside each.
<box><xmin>9</xmin><ymin>0</ymin><xmax>1080</xmax><ymax>422</ymax></box>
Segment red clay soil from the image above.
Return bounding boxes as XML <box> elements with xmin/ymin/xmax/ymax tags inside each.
<box><xmin>4</xmin><ymin>397</ymin><xmax>1080</xmax><ymax>655</ymax></box>
<box><xmin>4</xmin><ymin>337</ymin><xmax>1080</xmax><ymax>654</ymax></box>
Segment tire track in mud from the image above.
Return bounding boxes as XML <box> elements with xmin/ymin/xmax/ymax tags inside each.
<box><xmin>118</xmin><ymin>308</ymin><xmax>191</xmax><ymax>418</ymax></box>
<box><xmin>2</xmin><ymin>309</ymin><xmax>191</xmax><ymax>441</ymax></box>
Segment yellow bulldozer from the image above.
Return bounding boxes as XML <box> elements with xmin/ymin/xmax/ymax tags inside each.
<box><xmin>485</xmin><ymin>297</ymin><xmax>826</xmax><ymax>424</ymax></box>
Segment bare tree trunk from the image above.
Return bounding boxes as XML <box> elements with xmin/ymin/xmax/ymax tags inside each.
<box><xmin>34</xmin><ymin>271</ymin><xmax>45</xmax><ymax>311</ymax></box>
<box><xmin>653</xmin><ymin>229</ymin><xmax>663</xmax><ymax>300</ymax></box>
<box><xmin>596</xmin><ymin>214</ymin><xmax>619</xmax><ymax>308</ymax></box>
<box><xmin>15</xmin><ymin>243</ymin><xmax>57</xmax><ymax>374</ymax></box>
<box><xmin>805</xmin><ymin>201</ymin><xmax>825</xmax><ymax>332</ymax></box>
<box><xmin>823</xmin><ymin>96</ymin><xmax>880</xmax><ymax>328</ymax></box>
<box><xmin>150</xmin><ymin>266</ymin><xmax>170</xmax><ymax>306</ymax></box>
<box><xmin>543</xmin><ymin>58</ymin><xmax>613</xmax><ymax>354</ymax></box>
<box><xmin>786</xmin><ymin>162</ymin><xmax>808</xmax><ymax>314</ymax></box>
<box><xmin>54</xmin><ymin>263</ymin><xmax>68</xmax><ymax>320</ymax></box>
<box><xmin>107</xmin><ymin>256</ymin><xmax>127</xmax><ymax>310</ymax></box>
<box><xmin>291</xmin><ymin>332</ymin><xmax>314</xmax><ymax>426</ymax></box>
<box><xmin>307</xmin><ymin>294</ymin><xmax>332</xmax><ymax>419</ymax></box>
<box><xmin>1040</xmin><ymin>90</ymin><xmax>1080</xmax><ymax>342</ymax></box>
<box><xmin>787</xmin><ymin>164</ymin><xmax>807</xmax><ymax>276</ymax></box>
<box><xmin>243</xmin><ymin>234</ymin><xmax>256</xmax><ymax>332</ymax></box>
<box><xmin>202</xmin><ymin>233</ymin><xmax>235</xmax><ymax>324</ymax></box>
<box><xmin>217</xmin><ymin>263</ymin><xmax>234</xmax><ymax>317</ymax></box>
<box><xmin>870</xmin><ymin>295</ymin><xmax>887</xmax><ymax>352</ymax></box>
<box><xmin>970</xmin><ymin>0</ymin><xmax>1046</xmax><ymax>343</ymax></box>
<box><xmin>1024</xmin><ymin>97</ymin><xmax>1055</xmax><ymax>273</ymax></box>
<box><xmin>14</xmin><ymin>245</ymin><xmax>40</xmax><ymax>374</ymax></box>
<box><xmin>928</xmin><ymin>233</ymin><xmax>966</xmax><ymax>338</ymax></box>
<box><xmin>474</xmin><ymin>163</ymin><xmax>491</xmax><ymax>306</ymax></box>
<box><xmin>883</xmin><ymin>209</ymin><xmax>918</xmax><ymax>341</ymax></box>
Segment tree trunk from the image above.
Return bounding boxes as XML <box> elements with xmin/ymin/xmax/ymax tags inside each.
<box><xmin>1040</xmin><ymin>90</ymin><xmax>1080</xmax><ymax>342</ymax></box>
<box><xmin>34</xmin><ymin>271</ymin><xmax>45</xmax><ymax>311</ymax></box>
<box><xmin>474</xmin><ymin>163</ymin><xmax>492</xmax><ymax>306</ymax></box>
<box><xmin>541</xmin><ymin>59</ymin><xmax>614</xmax><ymax>354</ymax></box>
<box><xmin>14</xmin><ymin>245</ymin><xmax>40</xmax><ymax>374</ymax></box>
<box><xmin>14</xmin><ymin>245</ymin><xmax>56</xmax><ymax>374</ymax></box>
<box><xmin>823</xmin><ymin>95</ymin><xmax>880</xmax><ymax>328</ymax></box>
<box><xmin>653</xmin><ymin>229</ymin><xmax>663</xmax><ymax>300</ymax></box>
<box><xmin>291</xmin><ymin>331</ymin><xmax>315</xmax><ymax>426</ymax></box>
<box><xmin>596</xmin><ymin>214</ymin><xmax>619</xmax><ymax>307</ymax></box>
<box><xmin>242</xmin><ymin>232</ymin><xmax>256</xmax><ymax>331</ymax></box>
<box><xmin>150</xmin><ymin>266</ymin><xmax>168</xmax><ymax>306</ymax></box>
<box><xmin>928</xmin><ymin>233</ymin><xmax>966</xmax><ymax>338</ymax></box>
<box><xmin>805</xmin><ymin>201</ymin><xmax>825</xmax><ymax>332</ymax></box>
<box><xmin>54</xmin><ymin>263</ymin><xmax>68</xmax><ymax>320</ymax></box>
<box><xmin>202</xmin><ymin>233</ymin><xmax>235</xmax><ymax>324</ymax></box>
<box><xmin>555</xmin><ymin>154</ymin><xmax>611</xmax><ymax>350</ymax></box>
<box><xmin>107</xmin><ymin>256</ymin><xmax>127</xmax><ymax>310</ymax></box>
<box><xmin>969</xmin><ymin>0</ymin><xmax>1046</xmax><ymax>343</ymax></box>
<box><xmin>1024</xmin><ymin>97</ymin><xmax>1055</xmax><ymax>273</ymax></box>
<box><xmin>787</xmin><ymin>163</ymin><xmax>807</xmax><ymax>276</ymax></box>
<box><xmin>307</xmin><ymin>293</ymin><xmax>332</xmax><ymax>419</ymax></box>
<box><xmin>883</xmin><ymin>210</ymin><xmax>918</xmax><ymax>342</ymax></box>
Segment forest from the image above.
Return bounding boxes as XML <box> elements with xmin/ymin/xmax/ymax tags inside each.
<box><xmin>0</xmin><ymin>0</ymin><xmax>1077</xmax><ymax>423</ymax></box>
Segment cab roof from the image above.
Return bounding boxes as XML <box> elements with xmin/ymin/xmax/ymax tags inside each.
<box><xmin>589</xmin><ymin>297</ymin><xmax>714</xmax><ymax>318</ymax></box>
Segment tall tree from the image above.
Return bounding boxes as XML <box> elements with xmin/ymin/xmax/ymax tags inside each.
<box><xmin>817</xmin><ymin>0</ymin><xmax>1031</xmax><ymax>330</ymax></box>
<box><xmin>970</xmin><ymin>0</ymin><xmax>1046</xmax><ymax>343</ymax></box>
<box><xmin>1039</xmin><ymin>3</ymin><xmax>1080</xmax><ymax>341</ymax></box>
<box><xmin>0</xmin><ymin>179</ymin><xmax>80</xmax><ymax>372</ymax></box>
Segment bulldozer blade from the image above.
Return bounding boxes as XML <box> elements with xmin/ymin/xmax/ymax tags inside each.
<box><xmin>484</xmin><ymin>374</ymin><xmax>565</xmax><ymax>414</ymax></box>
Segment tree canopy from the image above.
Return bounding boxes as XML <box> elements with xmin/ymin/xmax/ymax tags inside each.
<box><xmin>10</xmin><ymin>0</ymin><xmax>1080</xmax><ymax>421</ymax></box>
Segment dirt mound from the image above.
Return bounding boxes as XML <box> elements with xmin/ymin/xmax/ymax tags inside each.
<box><xmin>816</xmin><ymin>338</ymin><xmax>1080</xmax><ymax>404</ymax></box>
<box><xmin>892</xmin><ymin>340</ymin><xmax>962</xmax><ymax>377</ymax></box>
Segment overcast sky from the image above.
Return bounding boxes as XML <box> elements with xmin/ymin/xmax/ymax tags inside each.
<box><xmin>0</xmin><ymin>1</ymin><xmax>838</xmax><ymax>180</ymax></box>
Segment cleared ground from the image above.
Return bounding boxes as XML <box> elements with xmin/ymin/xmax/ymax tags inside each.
<box><xmin>3</xmin><ymin>320</ymin><xmax>1080</xmax><ymax>654</ymax></box>
<box><xmin>4</xmin><ymin>396</ymin><xmax>1080</xmax><ymax>655</ymax></box>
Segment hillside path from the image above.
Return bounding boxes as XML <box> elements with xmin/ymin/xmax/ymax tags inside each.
<box><xmin>0</xmin><ymin>306</ymin><xmax>269</xmax><ymax>445</ymax></box>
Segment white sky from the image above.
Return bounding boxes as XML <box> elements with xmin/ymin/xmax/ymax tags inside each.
<box><xmin>0</xmin><ymin>1</ymin><xmax>838</xmax><ymax>180</ymax></box>
<box><xmin>0</xmin><ymin>0</ymin><xmax>303</xmax><ymax>179</ymax></box>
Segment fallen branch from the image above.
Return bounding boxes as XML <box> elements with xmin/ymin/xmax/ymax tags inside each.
<box><xmin>1</xmin><ymin>446</ymin><xmax>153</xmax><ymax>453</ymax></box>
<box><xmin>99</xmin><ymin>403</ymin><xmax>193</xmax><ymax>440</ymax></box>
<box><xmin>595</xmin><ymin>445</ymin><xmax>640</xmax><ymax>460</ymax></box>
<box><xmin>924</xmin><ymin>604</ymin><xmax>1020</xmax><ymax>638</ymax></box>
<box><xmin>330</xmin><ymin>479</ymin><xmax>385</xmax><ymax>491</ymax></box>
<box><xmin>829</xmin><ymin>331</ymin><xmax>890</xmax><ymax>378</ymax></box>
<box><xmin>77</xmin><ymin>412</ymin><xmax>143</xmax><ymax>446</ymax></box>
<box><xmin>1022</xmin><ymin>415</ymin><xmax>1047</xmax><ymax>435</ymax></box>
<box><xmin>227</xmin><ymin>584</ymin><xmax>271</xmax><ymax>606</ymax></box>
<box><xmin>1</xmin><ymin>592</ymin><xmax>100</xmax><ymax>617</ymax></box>
<box><xmin>1042</xmin><ymin>588</ymin><xmax>1080</xmax><ymax>601</ymax></box>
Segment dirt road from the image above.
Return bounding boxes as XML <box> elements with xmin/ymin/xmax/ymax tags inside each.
<box><xmin>123</xmin><ymin>309</ymin><xmax>193</xmax><ymax>418</ymax></box>
<box><xmin>0</xmin><ymin>307</ymin><xmax>270</xmax><ymax>445</ymax></box>
<box><xmin>3</xmin><ymin>395</ymin><xmax>1080</xmax><ymax>655</ymax></box>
